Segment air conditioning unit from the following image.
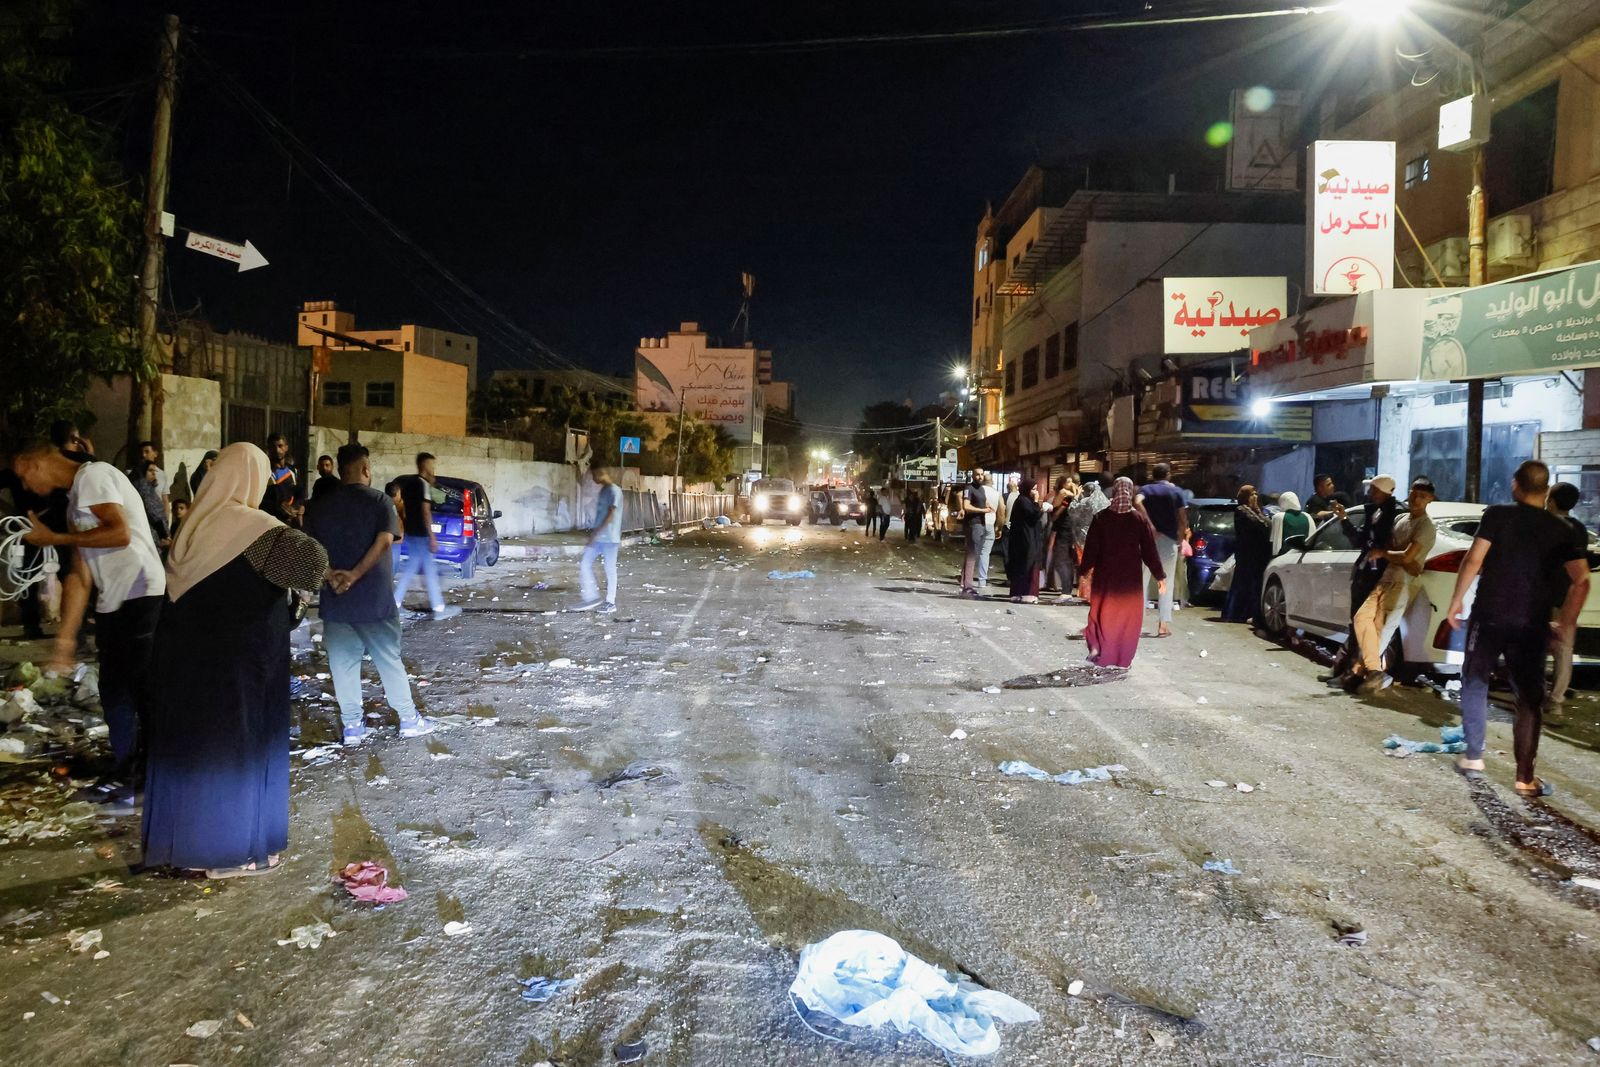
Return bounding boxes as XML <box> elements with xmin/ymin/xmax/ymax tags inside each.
<box><xmin>1425</xmin><ymin>237</ymin><xmax>1468</xmax><ymax>284</ymax></box>
<box><xmin>1487</xmin><ymin>214</ymin><xmax>1535</xmax><ymax>268</ymax></box>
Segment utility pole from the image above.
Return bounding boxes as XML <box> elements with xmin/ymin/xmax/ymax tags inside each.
<box><xmin>131</xmin><ymin>14</ymin><xmax>180</xmax><ymax>459</ymax></box>
<box><xmin>1463</xmin><ymin>62</ymin><xmax>1488</xmax><ymax>502</ymax></box>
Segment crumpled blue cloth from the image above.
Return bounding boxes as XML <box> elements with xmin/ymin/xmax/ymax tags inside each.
<box><xmin>1382</xmin><ymin>725</ymin><xmax>1467</xmax><ymax>754</ymax></box>
<box><xmin>519</xmin><ymin>976</ymin><xmax>577</xmax><ymax>1002</ymax></box>
<box><xmin>768</xmin><ymin>570</ymin><xmax>816</xmax><ymax>580</ymax></box>
<box><xmin>789</xmin><ymin>930</ymin><xmax>1039</xmax><ymax>1057</ymax></box>
<box><xmin>1202</xmin><ymin>859</ymin><xmax>1241</xmax><ymax>875</ymax></box>
<box><xmin>997</xmin><ymin>760</ymin><xmax>1127</xmax><ymax>785</ymax></box>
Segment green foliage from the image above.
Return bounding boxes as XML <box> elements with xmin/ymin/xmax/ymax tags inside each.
<box><xmin>661</xmin><ymin>417</ymin><xmax>736</xmax><ymax>485</ymax></box>
<box><xmin>852</xmin><ymin>400</ymin><xmax>921</xmax><ymax>482</ymax></box>
<box><xmin>0</xmin><ymin>1</ymin><xmax>142</xmax><ymax>450</ymax></box>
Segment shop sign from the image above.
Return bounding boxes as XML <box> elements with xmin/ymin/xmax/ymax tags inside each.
<box><xmin>1421</xmin><ymin>260</ymin><xmax>1600</xmax><ymax>380</ymax></box>
<box><xmin>1163</xmin><ymin>276</ymin><xmax>1287</xmax><ymax>354</ymax></box>
<box><xmin>1180</xmin><ymin>369</ymin><xmax>1312</xmax><ymax>441</ymax></box>
<box><xmin>1251</xmin><ymin>326</ymin><xmax>1370</xmax><ymax>369</ymax></box>
<box><xmin>1306</xmin><ymin>140</ymin><xmax>1394</xmax><ymax>296</ymax></box>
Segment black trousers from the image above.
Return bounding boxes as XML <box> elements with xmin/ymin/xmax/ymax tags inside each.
<box><xmin>97</xmin><ymin>595</ymin><xmax>163</xmax><ymax>774</ymax></box>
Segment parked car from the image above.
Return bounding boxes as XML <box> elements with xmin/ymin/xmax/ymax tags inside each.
<box><xmin>402</xmin><ymin>476</ymin><xmax>503</xmax><ymax>579</ymax></box>
<box><xmin>1184</xmin><ymin>500</ymin><xmax>1238</xmax><ymax>604</ymax></box>
<box><xmin>751</xmin><ymin>478</ymin><xmax>805</xmax><ymax>525</ymax></box>
<box><xmin>1257</xmin><ymin>501</ymin><xmax>1600</xmax><ymax>673</ymax></box>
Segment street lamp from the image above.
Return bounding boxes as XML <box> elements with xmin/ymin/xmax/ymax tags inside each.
<box><xmin>1336</xmin><ymin>0</ymin><xmax>1409</xmax><ymax>25</ymax></box>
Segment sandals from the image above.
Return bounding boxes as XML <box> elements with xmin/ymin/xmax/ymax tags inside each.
<box><xmin>1453</xmin><ymin>758</ymin><xmax>1486</xmax><ymax>782</ymax></box>
<box><xmin>204</xmin><ymin>855</ymin><xmax>282</xmax><ymax>880</ymax></box>
<box><xmin>1514</xmin><ymin>778</ymin><xmax>1553</xmax><ymax>798</ymax></box>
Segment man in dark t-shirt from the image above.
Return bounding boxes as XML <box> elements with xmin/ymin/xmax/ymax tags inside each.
<box><xmin>1306</xmin><ymin>473</ymin><xmax>1353</xmax><ymax>522</ymax></box>
<box><xmin>1447</xmin><ymin>461</ymin><xmax>1590</xmax><ymax>794</ymax></box>
<box><xmin>1544</xmin><ymin>482</ymin><xmax>1591</xmax><ymax>722</ymax></box>
<box><xmin>393</xmin><ymin>452</ymin><xmax>459</xmax><ymax>619</ymax></box>
<box><xmin>1137</xmin><ymin>463</ymin><xmax>1188</xmax><ymax>637</ymax></box>
<box><xmin>305</xmin><ymin>443</ymin><xmax>434</xmax><ymax>745</ymax></box>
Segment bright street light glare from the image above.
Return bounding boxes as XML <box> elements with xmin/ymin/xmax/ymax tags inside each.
<box><xmin>1338</xmin><ymin>0</ymin><xmax>1408</xmax><ymax>24</ymax></box>
<box><xmin>1251</xmin><ymin>398</ymin><xmax>1274</xmax><ymax>418</ymax></box>
<box><xmin>951</xmin><ymin>365</ymin><xmax>967</xmax><ymax>380</ymax></box>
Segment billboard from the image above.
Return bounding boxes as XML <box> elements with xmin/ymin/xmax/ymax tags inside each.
<box><xmin>1227</xmin><ymin>89</ymin><xmax>1302</xmax><ymax>192</ymax></box>
<box><xmin>1180</xmin><ymin>368</ymin><xmax>1311</xmax><ymax>441</ymax></box>
<box><xmin>1420</xmin><ymin>261</ymin><xmax>1600</xmax><ymax>380</ymax></box>
<box><xmin>635</xmin><ymin>340</ymin><xmax>761</xmax><ymax>442</ymax></box>
<box><xmin>1307</xmin><ymin>140</ymin><xmax>1395</xmax><ymax>296</ymax></box>
<box><xmin>1164</xmin><ymin>276</ymin><xmax>1288</xmax><ymax>354</ymax></box>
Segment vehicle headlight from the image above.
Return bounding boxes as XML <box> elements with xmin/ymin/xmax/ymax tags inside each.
<box><xmin>835</xmin><ymin>502</ymin><xmax>846</xmax><ymax>511</ymax></box>
<box><xmin>790</xmin><ymin>494</ymin><xmax>803</xmax><ymax>509</ymax></box>
<box><xmin>754</xmin><ymin>493</ymin><xmax>769</xmax><ymax>509</ymax></box>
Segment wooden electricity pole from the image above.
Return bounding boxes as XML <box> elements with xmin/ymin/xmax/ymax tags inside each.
<box><xmin>131</xmin><ymin>14</ymin><xmax>180</xmax><ymax>458</ymax></box>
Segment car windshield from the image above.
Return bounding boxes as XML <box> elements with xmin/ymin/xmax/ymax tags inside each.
<box><xmin>829</xmin><ymin>490</ymin><xmax>857</xmax><ymax>502</ymax></box>
<box><xmin>755</xmin><ymin>479</ymin><xmax>795</xmax><ymax>494</ymax></box>
<box><xmin>1193</xmin><ymin>508</ymin><xmax>1235</xmax><ymax>537</ymax></box>
<box><xmin>432</xmin><ymin>482</ymin><xmax>476</xmax><ymax>514</ymax></box>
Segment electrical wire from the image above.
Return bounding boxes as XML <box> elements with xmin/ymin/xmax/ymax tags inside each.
<box><xmin>0</xmin><ymin>517</ymin><xmax>58</xmax><ymax>602</ymax></box>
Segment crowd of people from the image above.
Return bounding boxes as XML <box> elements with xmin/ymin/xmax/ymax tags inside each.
<box><xmin>0</xmin><ymin>429</ymin><xmax>525</xmax><ymax>879</ymax></box>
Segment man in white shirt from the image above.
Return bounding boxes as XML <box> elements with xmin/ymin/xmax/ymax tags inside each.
<box><xmin>572</xmin><ymin>462</ymin><xmax>624</xmax><ymax>613</ymax></box>
<box><xmin>16</xmin><ymin>443</ymin><xmax>167</xmax><ymax>805</ymax></box>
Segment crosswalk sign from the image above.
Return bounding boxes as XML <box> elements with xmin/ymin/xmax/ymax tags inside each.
<box><xmin>619</xmin><ymin>436</ymin><xmax>641</xmax><ymax>455</ymax></box>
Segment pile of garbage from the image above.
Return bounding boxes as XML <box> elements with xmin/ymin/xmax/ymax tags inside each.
<box><xmin>0</xmin><ymin>660</ymin><xmax>105</xmax><ymax>766</ymax></box>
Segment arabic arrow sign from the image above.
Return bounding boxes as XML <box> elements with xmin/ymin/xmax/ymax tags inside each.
<box><xmin>183</xmin><ymin>229</ymin><xmax>268</xmax><ymax>272</ymax></box>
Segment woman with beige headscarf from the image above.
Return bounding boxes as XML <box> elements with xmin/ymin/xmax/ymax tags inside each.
<box><xmin>142</xmin><ymin>443</ymin><xmax>330</xmax><ymax>878</ymax></box>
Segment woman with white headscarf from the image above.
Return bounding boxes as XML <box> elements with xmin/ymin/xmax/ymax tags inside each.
<box><xmin>1269</xmin><ymin>490</ymin><xmax>1313</xmax><ymax>555</ymax></box>
<box><xmin>1080</xmin><ymin>477</ymin><xmax>1165</xmax><ymax>668</ymax></box>
<box><xmin>142</xmin><ymin>443</ymin><xmax>329</xmax><ymax>878</ymax></box>
<box><xmin>1064</xmin><ymin>475</ymin><xmax>1109</xmax><ymax>602</ymax></box>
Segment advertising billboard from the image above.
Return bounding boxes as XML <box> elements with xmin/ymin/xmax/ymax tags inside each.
<box><xmin>635</xmin><ymin>340</ymin><xmax>762</xmax><ymax>443</ymax></box>
<box><xmin>1306</xmin><ymin>140</ymin><xmax>1395</xmax><ymax>296</ymax></box>
<box><xmin>1164</xmin><ymin>276</ymin><xmax>1288</xmax><ymax>354</ymax></box>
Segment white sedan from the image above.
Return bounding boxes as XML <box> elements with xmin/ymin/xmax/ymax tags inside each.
<box><xmin>1258</xmin><ymin>501</ymin><xmax>1600</xmax><ymax>673</ymax></box>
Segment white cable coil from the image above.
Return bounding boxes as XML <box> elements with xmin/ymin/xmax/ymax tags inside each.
<box><xmin>0</xmin><ymin>515</ymin><xmax>59</xmax><ymax>601</ymax></box>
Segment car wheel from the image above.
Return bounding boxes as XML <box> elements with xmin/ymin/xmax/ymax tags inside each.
<box><xmin>788</xmin><ymin>518</ymin><xmax>800</xmax><ymax>527</ymax></box>
<box><xmin>460</xmin><ymin>552</ymin><xmax>476</xmax><ymax>580</ymax></box>
<box><xmin>1260</xmin><ymin>578</ymin><xmax>1288</xmax><ymax>638</ymax></box>
<box><xmin>483</xmin><ymin>539</ymin><xmax>501</xmax><ymax>567</ymax></box>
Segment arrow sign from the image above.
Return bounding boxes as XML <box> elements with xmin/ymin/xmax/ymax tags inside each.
<box><xmin>183</xmin><ymin>229</ymin><xmax>268</xmax><ymax>272</ymax></box>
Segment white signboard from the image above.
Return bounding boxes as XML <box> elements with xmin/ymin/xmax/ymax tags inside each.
<box><xmin>1227</xmin><ymin>89</ymin><xmax>1302</xmax><ymax>192</ymax></box>
<box><xmin>1164</xmin><ymin>276</ymin><xmax>1288</xmax><ymax>354</ymax></box>
<box><xmin>1307</xmin><ymin>140</ymin><xmax>1395</xmax><ymax>296</ymax></box>
<box><xmin>635</xmin><ymin>340</ymin><xmax>760</xmax><ymax>443</ymax></box>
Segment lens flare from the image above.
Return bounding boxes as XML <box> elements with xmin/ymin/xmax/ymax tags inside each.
<box><xmin>1205</xmin><ymin>122</ymin><xmax>1234</xmax><ymax>148</ymax></box>
<box><xmin>1242</xmin><ymin>86</ymin><xmax>1275</xmax><ymax>114</ymax></box>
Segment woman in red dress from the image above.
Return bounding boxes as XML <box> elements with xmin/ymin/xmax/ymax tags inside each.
<box><xmin>1080</xmin><ymin>477</ymin><xmax>1165</xmax><ymax>668</ymax></box>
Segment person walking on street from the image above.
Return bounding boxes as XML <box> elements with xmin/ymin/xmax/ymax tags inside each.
<box><xmin>572</xmin><ymin>461</ymin><xmax>624</xmax><ymax>612</ymax></box>
<box><xmin>143</xmin><ymin>443</ymin><xmax>331</xmax><ymax>877</ymax></box>
<box><xmin>998</xmin><ymin>473</ymin><xmax>1022</xmax><ymax>577</ymax></box>
<box><xmin>1137</xmin><ymin>463</ymin><xmax>1188</xmax><ymax>638</ymax></box>
<box><xmin>958</xmin><ymin>471</ymin><xmax>997</xmax><ymax>597</ymax></box>
<box><xmin>1306</xmin><ymin>473</ymin><xmax>1353</xmax><ymax>522</ymax></box>
<box><xmin>1347</xmin><ymin>477</ymin><xmax>1437</xmax><ymax>693</ymax></box>
<box><xmin>876</xmin><ymin>488</ymin><xmax>893</xmax><ymax>540</ymax></box>
<box><xmin>1269</xmin><ymin>491</ymin><xmax>1313</xmax><ymax>554</ymax></box>
<box><xmin>306</xmin><ymin>443</ymin><xmax>437</xmax><ymax>745</ymax></box>
<box><xmin>1544</xmin><ymin>481</ymin><xmax>1590</xmax><ymax>725</ymax></box>
<box><xmin>903</xmin><ymin>489</ymin><xmax>924</xmax><ymax>543</ymax></box>
<box><xmin>1005</xmin><ymin>480</ymin><xmax>1046</xmax><ymax>604</ymax></box>
<box><xmin>1223</xmin><ymin>485</ymin><xmax>1272</xmax><ymax>625</ymax></box>
<box><xmin>394</xmin><ymin>452</ymin><xmax>460</xmax><ymax>620</ymax></box>
<box><xmin>15</xmin><ymin>441</ymin><xmax>167</xmax><ymax>807</ymax></box>
<box><xmin>1080</xmin><ymin>477</ymin><xmax>1164</xmax><ymax>667</ymax></box>
<box><xmin>1323</xmin><ymin>476</ymin><xmax>1399</xmax><ymax>681</ymax></box>
<box><xmin>1449</xmin><ymin>461</ymin><xmax>1590</xmax><ymax>796</ymax></box>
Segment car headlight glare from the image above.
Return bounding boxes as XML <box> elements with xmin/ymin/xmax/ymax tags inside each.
<box><xmin>755</xmin><ymin>493</ymin><xmax>769</xmax><ymax>509</ymax></box>
<box><xmin>790</xmin><ymin>494</ymin><xmax>803</xmax><ymax>509</ymax></box>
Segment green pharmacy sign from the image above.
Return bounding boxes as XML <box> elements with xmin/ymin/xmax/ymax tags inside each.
<box><xmin>1421</xmin><ymin>261</ymin><xmax>1600</xmax><ymax>380</ymax></box>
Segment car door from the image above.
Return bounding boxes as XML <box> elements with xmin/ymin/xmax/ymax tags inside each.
<box><xmin>1296</xmin><ymin>515</ymin><xmax>1361</xmax><ymax>631</ymax></box>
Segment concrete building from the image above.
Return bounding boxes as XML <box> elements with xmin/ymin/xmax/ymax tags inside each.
<box><xmin>635</xmin><ymin>323</ymin><xmax>766</xmax><ymax>453</ymax></box>
<box><xmin>762</xmin><ymin>381</ymin><xmax>796</xmax><ymax>417</ymax></box>
<box><xmin>296</xmin><ymin>300</ymin><xmax>480</xmax><ymax>390</ymax></box>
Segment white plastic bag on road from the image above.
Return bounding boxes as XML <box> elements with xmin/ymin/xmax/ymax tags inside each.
<box><xmin>1208</xmin><ymin>555</ymin><xmax>1235</xmax><ymax>593</ymax></box>
<box><xmin>789</xmin><ymin>930</ymin><xmax>1038</xmax><ymax>1057</ymax></box>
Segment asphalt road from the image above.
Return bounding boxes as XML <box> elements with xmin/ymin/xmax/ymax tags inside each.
<box><xmin>3</xmin><ymin>520</ymin><xmax>1600</xmax><ymax>1065</ymax></box>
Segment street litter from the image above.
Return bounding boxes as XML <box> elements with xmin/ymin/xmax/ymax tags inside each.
<box><xmin>1382</xmin><ymin>726</ymin><xmax>1467</xmax><ymax>755</ymax></box>
<box><xmin>1337</xmin><ymin>929</ymin><xmax>1368</xmax><ymax>947</ymax></box>
<box><xmin>949</xmin><ymin>729</ymin><xmax>967</xmax><ymax>740</ymax></box>
<box><xmin>337</xmin><ymin>861</ymin><xmax>407</xmax><ymax>904</ymax></box>
<box><xmin>39</xmin><ymin>991</ymin><xmax>61</xmax><ymax>1005</ymax></box>
<box><xmin>598</xmin><ymin>762</ymin><xmax>669</xmax><ymax>788</ymax></box>
<box><xmin>891</xmin><ymin>752</ymin><xmax>910</xmax><ymax>765</ymax></box>
<box><xmin>64</xmin><ymin>928</ymin><xmax>102</xmax><ymax>954</ymax></box>
<box><xmin>982</xmin><ymin>686</ymin><xmax>1002</xmax><ymax>694</ymax></box>
<box><xmin>998</xmin><ymin>761</ymin><xmax>1126</xmax><ymax>785</ymax></box>
<box><xmin>518</xmin><ymin>975</ymin><xmax>577</xmax><ymax>1003</ymax></box>
<box><xmin>1067</xmin><ymin>979</ymin><xmax>1084</xmax><ymax>996</ymax></box>
<box><xmin>443</xmin><ymin>920</ymin><xmax>473</xmax><ymax>936</ymax></box>
<box><xmin>789</xmin><ymin>930</ymin><xmax>1039</xmax><ymax>1057</ymax></box>
<box><xmin>614</xmin><ymin>1039</ymin><xmax>649</xmax><ymax>1062</ymax></box>
<box><xmin>1195</xmin><ymin>696</ymin><xmax>1208</xmax><ymax>705</ymax></box>
<box><xmin>1205</xmin><ymin>780</ymin><xmax>1227</xmax><ymax>788</ymax></box>
<box><xmin>185</xmin><ymin>1019</ymin><xmax>223</xmax><ymax>1039</ymax></box>
<box><xmin>1235</xmin><ymin>783</ymin><xmax>1255</xmax><ymax>793</ymax></box>
<box><xmin>278</xmin><ymin>921</ymin><xmax>337</xmax><ymax>949</ymax></box>
<box><xmin>1202</xmin><ymin>859</ymin><xmax>1241</xmax><ymax>875</ymax></box>
<box><xmin>767</xmin><ymin>570</ymin><xmax>816</xmax><ymax>580</ymax></box>
<box><xmin>548</xmin><ymin>658</ymin><xmax>574</xmax><ymax>669</ymax></box>
<box><xmin>1570</xmin><ymin>877</ymin><xmax>1600</xmax><ymax>891</ymax></box>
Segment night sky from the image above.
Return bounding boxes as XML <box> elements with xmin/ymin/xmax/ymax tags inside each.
<box><xmin>67</xmin><ymin>0</ymin><xmax>1405</xmax><ymax>437</ymax></box>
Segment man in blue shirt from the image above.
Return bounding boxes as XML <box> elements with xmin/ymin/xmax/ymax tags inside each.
<box><xmin>1136</xmin><ymin>462</ymin><xmax>1189</xmax><ymax>637</ymax></box>
<box><xmin>572</xmin><ymin>461</ymin><xmax>623</xmax><ymax>613</ymax></box>
<box><xmin>305</xmin><ymin>444</ymin><xmax>435</xmax><ymax>745</ymax></box>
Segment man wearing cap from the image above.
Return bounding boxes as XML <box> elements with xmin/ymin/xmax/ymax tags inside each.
<box><xmin>1323</xmin><ymin>475</ymin><xmax>1399</xmax><ymax>684</ymax></box>
<box><xmin>1348</xmin><ymin>476</ymin><xmax>1437</xmax><ymax>693</ymax></box>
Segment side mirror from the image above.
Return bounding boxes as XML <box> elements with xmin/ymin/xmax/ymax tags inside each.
<box><xmin>492</xmin><ymin>510</ymin><xmax>503</xmax><ymax>519</ymax></box>
<box><xmin>1280</xmin><ymin>533</ymin><xmax>1306</xmax><ymax>554</ymax></box>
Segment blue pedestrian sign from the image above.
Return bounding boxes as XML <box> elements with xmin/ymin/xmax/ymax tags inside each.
<box><xmin>619</xmin><ymin>436</ymin><xmax>642</xmax><ymax>455</ymax></box>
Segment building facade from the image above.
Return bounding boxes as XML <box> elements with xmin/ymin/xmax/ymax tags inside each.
<box><xmin>635</xmin><ymin>322</ymin><xmax>766</xmax><ymax>453</ymax></box>
<box><xmin>296</xmin><ymin>300</ymin><xmax>480</xmax><ymax>390</ymax></box>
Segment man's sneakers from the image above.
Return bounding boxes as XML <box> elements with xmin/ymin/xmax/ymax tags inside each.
<box><xmin>341</xmin><ymin>723</ymin><xmax>370</xmax><ymax>747</ymax></box>
<box><xmin>399</xmin><ymin>715</ymin><xmax>438</xmax><ymax>739</ymax></box>
<box><xmin>1353</xmin><ymin>671</ymin><xmax>1394</xmax><ymax>695</ymax></box>
<box><xmin>568</xmin><ymin>599</ymin><xmax>603</xmax><ymax>613</ymax></box>
<box><xmin>431</xmin><ymin>605</ymin><xmax>462</xmax><ymax>621</ymax></box>
<box><xmin>597</xmin><ymin>602</ymin><xmax>618</xmax><ymax>614</ymax></box>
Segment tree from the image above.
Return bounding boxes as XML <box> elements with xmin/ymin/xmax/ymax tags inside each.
<box><xmin>762</xmin><ymin>410</ymin><xmax>809</xmax><ymax>482</ymax></box>
<box><xmin>0</xmin><ymin>1</ymin><xmax>142</xmax><ymax>451</ymax></box>
<box><xmin>663</xmin><ymin>417</ymin><xmax>735</xmax><ymax>486</ymax></box>
<box><xmin>852</xmin><ymin>400</ymin><xmax>928</xmax><ymax>483</ymax></box>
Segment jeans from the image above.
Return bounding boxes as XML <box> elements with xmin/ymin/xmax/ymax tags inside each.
<box><xmin>961</xmin><ymin>525</ymin><xmax>996</xmax><ymax>590</ymax></box>
<box><xmin>323</xmin><ymin>616</ymin><xmax>419</xmax><ymax>728</ymax></box>
<box><xmin>394</xmin><ymin>535</ymin><xmax>444</xmax><ymax>611</ymax></box>
<box><xmin>1460</xmin><ymin>617</ymin><xmax>1549</xmax><ymax>783</ymax></box>
<box><xmin>877</xmin><ymin>513</ymin><xmax>891</xmax><ymax>540</ymax></box>
<box><xmin>1146</xmin><ymin>533</ymin><xmax>1179</xmax><ymax>624</ymax></box>
<box><xmin>580</xmin><ymin>541</ymin><xmax>619</xmax><ymax>605</ymax></box>
<box><xmin>97</xmin><ymin>595</ymin><xmax>163</xmax><ymax>772</ymax></box>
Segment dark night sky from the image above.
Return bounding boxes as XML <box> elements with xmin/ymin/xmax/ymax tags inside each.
<box><xmin>68</xmin><ymin>0</ymin><xmax>1403</xmax><ymax>438</ymax></box>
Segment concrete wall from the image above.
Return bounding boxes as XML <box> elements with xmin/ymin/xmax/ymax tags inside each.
<box><xmin>159</xmin><ymin>373</ymin><xmax>222</xmax><ymax>494</ymax></box>
<box><xmin>400</xmin><ymin>353</ymin><xmax>468</xmax><ymax>437</ymax></box>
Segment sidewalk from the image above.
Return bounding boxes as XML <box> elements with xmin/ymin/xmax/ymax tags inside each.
<box><xmin>497</xmin><ymin>529</ymin><xmax>656</xmax><ymax>559</ymax></box>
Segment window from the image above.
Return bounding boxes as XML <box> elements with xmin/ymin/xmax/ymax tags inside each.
<box><xmin>1003</xmin><ymin>361</ymin><xmax>1016</xmax><ymax>396</ymax></box>
<box><xmin>444</xmin><ymin>338</ymin><xmax>453</xmax><ymax>348</ymax></box>
<box><xmin>374</xmin><ymin>337</ymin><xmax>394</xmax><ymax>346</ymax></box>
<box><xmin>977</xmin><ymin>246</ymin><xmax>990</xmax><ymax>272</ymax></box>
<box><xmin>1486</xmin><ymin>82</ymin><xmax>1558</xmax><ymax>212</ymax></box>
<box><xmin>1021</xmin><ymin>346</ymin><xmax>1039</xmax><ymax>389</ymax></box>
<box><xmin>320</xmin><ymin>313</ymin><xmax>327</xmax><ymax>326</ymax></box>
<box><xmin>366</xmin><ymin>381</ymin><xmax>396</xmax><ymax>408</ymax></box>
<box><xmin>1044</xmin><ymin>334</ymin><xmax>1061</xmax><ymax>379</ymax></box>
<box><xmin>974</xmin><ymin>297</ymin><xmax>982</xmax><ymax>324</ymax></box>
<box><xmin>322</xmin><ymin>380</ymin><xmax>351</xmax><ymax>406</ymax></box>
<box><xmin>465</xmin><ymin>342</ymin><xmax>472</xmax><ymax>351</ymax></box>
<box><xmin>404</xmin><ymin>340</ymin><xmax>411</xmax><ymax>352</ymax></box>
<box><xmin>1063</xmin><ymin>323</ymin><xmax>1079</xmax><ymax>371</ymax></box>
<box><xmin>1404</xmin><ymin>154</ymin><xmax>1430</xmax><ymax>189</ymax></box>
